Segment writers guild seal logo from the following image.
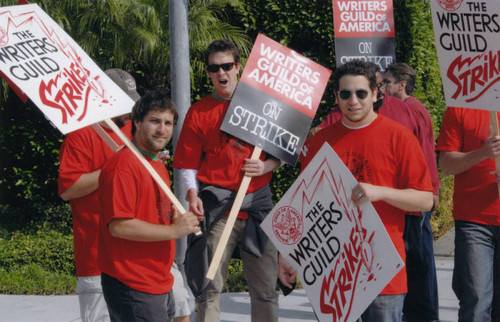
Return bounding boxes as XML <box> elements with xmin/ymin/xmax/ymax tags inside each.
<box><xmin>436</xmin><ymin>0</ymin><xmax>464</xmax><ymax>11</ymax></box>
<box><xmin>272</xmin><ymin>206</ymin><xmax>303</xmax><ymax>245</ymax></box>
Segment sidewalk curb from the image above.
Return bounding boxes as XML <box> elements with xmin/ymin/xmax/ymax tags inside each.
<box><xmin>433</xmin><ymin>226</ymin><xmax>455</xmax><ymax>257</ymax></box>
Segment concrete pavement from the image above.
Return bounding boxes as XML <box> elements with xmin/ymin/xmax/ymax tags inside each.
<box><xmin>0</xmin><ymin>228</ymin><xmax>459</xmax><ymax>322</ymax></box>
<box><xmin>434</xmin><ymin>226</ymin><xmax>459</xmax><ymax>322</ymax></box>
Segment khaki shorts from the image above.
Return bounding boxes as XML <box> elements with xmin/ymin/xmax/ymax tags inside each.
<box><xmin>76</xmin><ymin>275</ymin><xmax>110</xmax><ymax>322</ymax></box>
<box><xmin>171</xmin><ymin>262</ymin><xmax>195</xmax><ymax>317</ymax></box>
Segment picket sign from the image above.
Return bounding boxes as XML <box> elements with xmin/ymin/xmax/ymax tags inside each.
<box><xmin>205</xmin><ymin>35</ymin><xmax>331</xmax><ymax>280</ymax></box>
<box><xmin>206</xmin><ymin>146</ymin><xmax>262</xmax><ymax>280</ymax></box>
<box><xmin>490</xmin><ymin>111</ymin><xmax>500</xmax><ymax>197</ymax></box>
<box><xmin>103</xmin><ymin>118</ymin><xmax>201</xmax><ymax>235</ymax></box>
<box><xmin>0</xmin><ymin>4</ymin><xmax>200</xmax><ymax>233</ymax></box>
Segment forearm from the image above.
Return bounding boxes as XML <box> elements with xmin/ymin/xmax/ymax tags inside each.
<box><xmin>60</xmin><ymin>170</ymin><xmax>101</xmax><ymax>200</ymax></box>
<box><xmin>356</xmin><ymin>183</ymin><xmax>433</xmax><ymax>212</ymax></box>
<box><xmin>263</xmin><ymin>157</ymin><xmax>281</xmax><ymax>174</ymax></box>
<box><xmin>180</xmin><ymin>168</ymin><xmax>198</xmax><ymax>201</ymax></box>
<box><xmin>108</xmin><ymin>218</ymin><xmax>181</xmax><ymax>242</ymax></box>
<box><xmin>379</xmin><ymin>187</ymin><xmax>434</xmax><ymax>212</ymax></box>
<box><xmin>439</xmin><ymin>150</ymin><xmax>488</xmax><ymax>175</ymax></box>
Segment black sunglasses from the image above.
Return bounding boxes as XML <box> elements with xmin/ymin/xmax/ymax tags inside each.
<box><xmin>207</xmin><ymin>62</ymin><xmax>236</xmax><ymax>73</ymax></box>
<box><xmin>377</xmin><ymin>80</ymin><xmax>388</xmax><ymax>89</ymax></box>
<box><xmin>338</xmin><ymin>89</ymin><xmax>369</xmax><ymax>100</ymax></box>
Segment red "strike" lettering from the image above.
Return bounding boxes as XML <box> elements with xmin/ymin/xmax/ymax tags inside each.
<box><xmin>319</xmin><ymin>229</ymin><xmax>362</xmax><ymax>321</ymax></box>
<box><xmin>447</xmin><ymin>50</ymin><xmax>500</xmax><ymax>103</ymax></box>
<box><xmin>39</xmin><ymin>62</ymin><xmax>91</xmax><ymax>124</ymax></box>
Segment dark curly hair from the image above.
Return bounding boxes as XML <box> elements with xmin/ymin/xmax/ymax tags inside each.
<box><xmin>385</xmin><ymin>62</ymin><xmax>416</xmax><ymax>96</ymax></box>
<box><xmin>205</xmin><ymin>39</ymin><xmax>241</xmax><ymax>65</ymax></box>
<box><xmin>131</xmin><ymin>91</ymin><xmax>178</xmax><ymax>136</ymax></box>
<box><xmin>333</xmin><ymin>60</ymin><xmax>378</xmax><ymax>92</ymax></box>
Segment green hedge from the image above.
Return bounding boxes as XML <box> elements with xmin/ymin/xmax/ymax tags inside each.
<box><xmin>0</xmin><ymin>202</ymin><xmax>73</xmax><ymax>235</ymax></box>
<box><xmin>0</xmin><ymin>0</ymin><xmax>453</xmax><ymax>295</ymax></box>
<box><xmin>0</xmin><ymin>230</ymin><xmax>75</xmax><ymax>275</ymax></box>
<box><xmin>0</xmin><ymin>264</ymin><xmax>76</xmax><ymax>295</ymax></box>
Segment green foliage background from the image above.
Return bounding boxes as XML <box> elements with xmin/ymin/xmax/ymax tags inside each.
<box><xmin>0</xmin><ymin>0</ymin><xmax>447</xmax><ymax>209</ymax></box>
<box><xmin>0</xmin><ymin>0</ymin><xmax>451</xmax><ymax>294</ymax></box>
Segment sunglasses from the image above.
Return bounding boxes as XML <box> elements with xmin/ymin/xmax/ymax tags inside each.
<box><xmin>377</xmin><ymin>80</ymin><xmax>388</xmax><ymax>89</ymax></box>
<box><xmin>338</xmin><ymin>89</ymin><xmax>369</xmax><ymax>100</ymax></box>
<box><xmin>207</xmin><ymin>62</ymin><xmax>236</xmax><ymax>73</ymax></box>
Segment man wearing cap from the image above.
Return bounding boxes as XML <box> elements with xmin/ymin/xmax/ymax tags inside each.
<box><xmin>58</xmin><ymin>68</ymin><xmax>138</xmax><ymax>321</ymax></box>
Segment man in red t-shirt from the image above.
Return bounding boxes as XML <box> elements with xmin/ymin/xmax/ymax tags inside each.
<box><xmin>58</xmin><ymin>68</ymin><xmax>138</xmax><ymax>322</ymax></box>
<box><xmin>173</xmin><ymin>39</ymin><xmax>281</xmax><ymax>321</ymax></box>
<box><xmin>288</xmin><ymin>60</ymin><xmax>433</xmax><ymax>322</ymax></box>
<box><xmin>307</xmin><ymin>67</ymin><xmax>418</xmax><ymax>137</ymax></box>
<box><xmin>384</xmin><ymin>62</ymin><xmax>441</xmax><ymax>322</ymax></box>
<box><xmin>437</xmin><ymin>107</ymin><xmax>500</xmax><ymax>321</ymax></box>
<box><xmin>99</xmin><ymin>91</ymin><xmax>200</xmax><ymax>321</ymax></box>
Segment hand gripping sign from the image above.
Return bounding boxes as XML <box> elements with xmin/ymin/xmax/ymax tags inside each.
<box><xmin>0</xmin><ymin>4</ymin><xmax>192</xmax><ymax>219</ymax></box>
<box><xmin>261</xmin><ymin>143</ymin><xmax>404</xmax><ymax>322</ymax></box>
<box><xmin>430</xmin><ymin>0</ymin><xmax>500</xmax><ymax>195</ymax></box>
<box><xmin>205</xmin><ymin>34</ymin><xmax>331</xmax><ymax>279</ymax></box>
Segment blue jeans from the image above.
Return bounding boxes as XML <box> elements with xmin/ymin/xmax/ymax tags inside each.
<box><xmin>453</xmin><ymin>221</ymin><xmax>500</xmax><ymax>322</ymax></box>
<box><xmin>403</xmin><ymin>211</ymin><xmax>439</xmax><ymax>321</ymax></box>
<box><xmin>361</xmin><ymin>294</ymin><xmax>405</xmax><ymax>322</ymax></box>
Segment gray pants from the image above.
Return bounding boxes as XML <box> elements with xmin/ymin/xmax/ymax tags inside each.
<box><xmin>196</xmin><ymin>216</ymin><xmax>279</xmax><ymax>322</ymax></box>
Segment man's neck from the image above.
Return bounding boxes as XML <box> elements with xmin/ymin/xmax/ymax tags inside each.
<box><xmin>342</xmin><ymin>113</ymin><xmax>378</xmax><ymax>129</ymax></box>
<box><xmin>212</xmin><ymin>92</ymin><xmax>232</xmax><ymax>101</ymax></box>
<box><xmin>138</xmin><ymin>148</ymin><xmax>158</xmax><ymax>160</ymax></box>
<box><xmin>399</xmin><ymin>92</ymin><xmax>410</xmax><ymax>101</ymax></box>
<box><xmin>131</xmin><ymin>139</ymin><xmax>158</xmax><ymax>160</ymax></box>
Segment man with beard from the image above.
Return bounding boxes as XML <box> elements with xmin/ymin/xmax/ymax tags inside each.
<box><xmin>98</xmin><ymin>91</ymin><xmax>200</xmax><ymax>321</ymax></box>
<box><xmin>58</xmin><ymin>68</ymin><xmax>138</xmax><ymax>322</ymax></box>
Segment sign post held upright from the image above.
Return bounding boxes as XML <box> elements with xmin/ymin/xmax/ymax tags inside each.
<box><xmin>430</xmin><ymin>0</ymin><xmax>500</xmax><ymax>195</ymax></box>
<box><xmin>206</xmin><ymin>34</ymin><xmax>331</xmax><ymax>280</ymax></box>
<box><xmin>0</xmin><ymin>4</ymin><xmax>192</xmax><ymax>220</ymax></box>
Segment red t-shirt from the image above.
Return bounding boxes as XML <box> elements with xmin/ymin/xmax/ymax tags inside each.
<box><xmin>436</xmin><ymin>107</ymin><xmax>500</xmax><ymax>226</ymax></box>
<box><xmin>173</xmin><ymin>94</ymin><xmax>272</xmax><ymax>192</ymax></box>
<box><xmin>304</xmin><ymin>115</ymin><xmax>433</xmax><ymax>294</ymax></box>
<box><xmin>317</xmin><ymin>95</ymin><xmax>440</xmax><ymax>196</ymax></box>
<box><xmin>98</xmin><ymin>148</ymin><xmax>175</xmax><ymax>294</ymax></box>
<box><xmin>58</xmin><ymin>122</ymin><xmax>132</xmax><ymax>277</ymax></box>
<box><xmin>404</xmin><ymin>96</ymin><xmax>440</xmax><ymax>195</ymax></box>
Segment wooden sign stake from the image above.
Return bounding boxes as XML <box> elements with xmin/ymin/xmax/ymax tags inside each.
<box><xmin>490</xmin><ymin>111</ymin><xmax>500</xmax><ymax>198</ymax></box>
<box><xmin>103</xmin><ymin>119</ymin><xmax>201</xmax><ymax>235</ymax></box>
<box><xmin>206</xmin><ymin>146</ymin><xmax>263</xmax><ymax>280</ymax></box>
<box><xmin>91</xmin><ymin>123</ymin><xmax>121</xmax><ymax>152</ymax></box>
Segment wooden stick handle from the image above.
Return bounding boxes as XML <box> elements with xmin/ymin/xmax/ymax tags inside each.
<box><xmin>206</xmin><ymin>146</ymin><xmax>263</xmax><ymax>280</ymax></box>
<box><xmin>91</xmin><ymin>123</ymin><xmax>121</xmax><ymax>152</ymax></box>
<box><xmin>489</xmin><ymin>111</ymin><xmax>500</xmax><ymax>198</ymax></box>
<box><xmin>104</xmin><ymin>119</ymin><xmax>201</xmax><ymax>236</ymax></box>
